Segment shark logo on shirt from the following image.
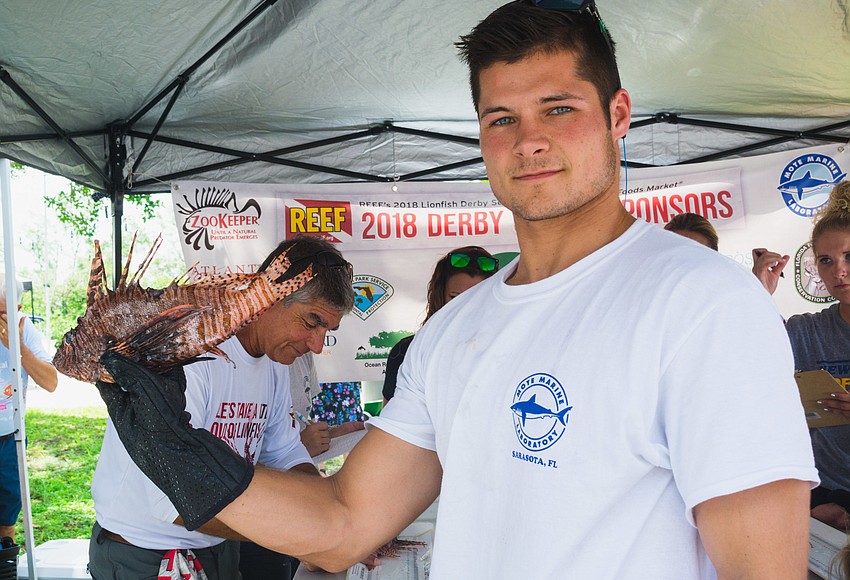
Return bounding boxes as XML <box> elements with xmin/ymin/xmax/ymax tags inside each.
<box><xmin>511</xmin><ymin>395</ymin><xmax>572</xmax><ymax>427</ymax></box>
<box><xmin>511</xmin><ymin>373</ymin><xmax>571</xmax><ymax>452</ymax></box>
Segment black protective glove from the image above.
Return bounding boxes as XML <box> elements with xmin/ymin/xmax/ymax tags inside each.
<box><xmin>96</xmin><ymin>352</ymin><xmax>253</xmax><ymax>531</ymax></box>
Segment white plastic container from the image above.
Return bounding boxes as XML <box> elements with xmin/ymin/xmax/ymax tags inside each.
<box><xmin>17</xmin><ymin>539</ymin><xmax>91</xmax><ymax>579</ymax></box>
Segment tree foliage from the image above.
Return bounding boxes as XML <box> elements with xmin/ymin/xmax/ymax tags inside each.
<box><xmin>44</xmin><ymin>182</ymin><xmax>160</xmax><ymax>239</ymax></box>
<box><xmin>8</xmin><ymin>165</ymin><xmax>179</xmax><ymax>347</ymax></box>
<box><xmin>369</xmin><ymin>330</ymin><xmax>414</xmax><ymax>349</ymax></box>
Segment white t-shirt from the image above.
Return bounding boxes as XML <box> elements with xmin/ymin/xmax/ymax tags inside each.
<box><xmin>92</xmin><ymin>335</ymin><xmax>311</xmax><ymax>549</ymax></box>
<box><xmin>372</xmin><ymin>220</ymin><xmax>817</xmax><ymax>580</ymax></box>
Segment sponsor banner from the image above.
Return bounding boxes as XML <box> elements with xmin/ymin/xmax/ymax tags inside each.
<box><xmin>620</xmin><ymin>167</ymin><xmax>745</xmax><ymax>229</ymax></box>
<box><xmin>172</xmin><ymin>181</ymin><xmax>517</xmax><ymax>382</ymax></box>
<box><xmin>170</xmin><ymin>144</ymin><xmax>849</xmax><ymax>381</ymax></box>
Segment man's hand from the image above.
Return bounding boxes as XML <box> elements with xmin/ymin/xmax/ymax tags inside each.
<box><xmin>300</xmin><ymin>421</ymin><xmax>331</xmax><ymax>456</ymax></box>
<box><xmin>0</xmin><ymin>313</ymin><xmax>22</xmax><ymax>349</ymax></box>
<box><xmin>96</xmin><ymin>352</ymin><xmax>253</xmax><ymax>530</ymax></box>
<box><xmin>752</xmin><ymin>247</ymin><xmax>789</xmax><ymax>295</ymax></box>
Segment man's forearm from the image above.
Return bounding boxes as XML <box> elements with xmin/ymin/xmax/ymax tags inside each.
<box><xmin>180</xmin><ymin>463</ymin><xmax>318</xmax><ymax>539</ymax></box>
<box><xmin>218</xmin><ymin>466</ymin><xmax>356</xmax><ymax>570</ymax></box>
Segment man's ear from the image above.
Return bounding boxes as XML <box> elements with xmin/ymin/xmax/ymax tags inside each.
<box><xmin>609</xmin><ymin>88</ymin><xmax>631</xmax><ymax>140</ymax></box>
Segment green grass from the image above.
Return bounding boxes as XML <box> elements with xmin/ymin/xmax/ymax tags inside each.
<box><xmin>9</xmin><ymin>407</ymin><xmax>351</xmax><ymax>548</ymax></box>
<box><xmin>14</xmin><ymin>407</ymin><xmax>107</xmax><ymax>548</ymax></box>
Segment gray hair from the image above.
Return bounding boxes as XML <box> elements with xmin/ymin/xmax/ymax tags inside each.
<box><xmin>0</xmin><ymin>272</ymin><xmax>22</xmax><ymax>305</ymax></box>
<box><xmin>258</xmin><ymin>236</ymin><xmax>354</xmax><ymax>313</ymax></box>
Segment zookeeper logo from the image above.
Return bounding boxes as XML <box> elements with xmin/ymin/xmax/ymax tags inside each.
<box><xmin>510</xmin><ymin>373</ymin><xmax>572</xmax><ymax>455</ymax></box>
<box><xmin>175</xmin><ymin>186</ymin><xmax>262</xmax><ymax>251</ymax></box>
<box><xmin>777</xmin><ymin>154</ymin><xmax>846</xmax><ymax>217</ymax></box>
<box><xmin>285</xmin><ymin>200</ymin><xmax>352</xmax><ymax>243</ymax></box>
<box><xmin>794</xmin><ymin>242</ymin><xmax>837</xmax><ymax>304</ymax></box>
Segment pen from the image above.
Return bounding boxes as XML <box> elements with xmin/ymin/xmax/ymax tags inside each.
<box><xmin>754</xmin><ymin>249</ymin><xmax>785</xmax><ymax>278</ymax></box>
<box><xmin>295</xmin><ymin>411</ymin><xmax>313</xmax><ymax>425</ymax></box>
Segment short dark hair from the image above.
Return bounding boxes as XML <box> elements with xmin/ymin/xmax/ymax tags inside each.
<box><xmin>425</xmin><ymin>246</ymin><xmax>499</xmax><ymax>321</ymax></box>
<box><xmin>259</xmin><ymin>235</ymin><xmax>354</xmax><ymax>313</ymax></box>
<box><xmin>664</xmin><ymin>213</ymin><xmax>720</xmax><ymax>251</ymax></box>
<box><xmin>456</xmin><ymin>1</ymin><xmax>620</xmax><ymax>119</ymax></box>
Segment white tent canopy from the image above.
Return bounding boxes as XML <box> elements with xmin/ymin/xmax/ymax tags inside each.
<box><xmin>1</xmin><ymin>0</ymin><xmax>849</xmax><ymax>197</ymax></box>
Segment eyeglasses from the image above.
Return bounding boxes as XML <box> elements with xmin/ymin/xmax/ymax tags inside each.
<box><xmin>289</xmin><ymin>250</ymin><xmax>352</xmax><ymax>275</ymax></box>
<box><xmin>448</xmin><ymin>253</ymin><xmax>499</xmax><ymax>273</ymax></box>
<box><xmin>530</xmin><ymin>0</ymin><xmax>621</xmax><ymax>89</ymax></box>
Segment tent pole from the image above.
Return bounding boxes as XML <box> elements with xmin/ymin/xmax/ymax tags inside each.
<box><xmin>0</xmin><ymin>158</ymin><xmax>38</xmax><ymax>579</ymax></box>
<box><xmin>107</xmin><ymin>124</ymin><xmax>127</xmax><ymax>286</ymax></box>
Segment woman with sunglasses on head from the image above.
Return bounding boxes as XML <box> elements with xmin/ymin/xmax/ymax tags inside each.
<box><xmin>382</xmin><ymin>246</ymin><xmax>500</xmax><ymax>404</ymax></box>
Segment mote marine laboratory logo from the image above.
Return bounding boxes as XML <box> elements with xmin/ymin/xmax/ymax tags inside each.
<box><xmin>777</xmin><ymin>154</ymin><xmax>846</xmax><ymax>217</ymax></box>
<box><xmin>351</xmin><ymin>274</ymin><xmax>394</xmax><ymax>321</ymax></box>
<box><xmin>175</xmin><ymin>186</ymin><xmax>262</xmax><ymax>251</ymax></box>
<box><xmin>794</xmin><ymin>242</ymin><xmax>836</xmax><ymax>304</ymax></box>
<box><xmin>511</xmin><ymin>373</ymin><xmax>572</xmax><ymax>452</ymax></box>
<box><xmin>285</xmin><ymin>200</ymin><xmax>352</xmax><ymax>243</ymax></box>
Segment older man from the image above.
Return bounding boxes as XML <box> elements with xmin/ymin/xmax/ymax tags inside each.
<box><xmin>88</xmin><ymin>236</ymin><xmax>353</xmax><ymax>580</ymax></box>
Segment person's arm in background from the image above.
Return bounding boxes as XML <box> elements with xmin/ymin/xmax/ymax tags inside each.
<box><xmin>1</xmin><ymin>314</ymin><xmax>58</xmax><ymax>392</ymax></box>
<box><xmin>752</xmin><ymin>248</ymin><xmax>789</xmax><ymax>295</ymax></box>
<box><xmin>695</xmin><ymin>479</ymin><xmax>811</xmax><ymax>579</ymax></box>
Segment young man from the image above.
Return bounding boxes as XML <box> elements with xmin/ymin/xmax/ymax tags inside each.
<box><xmin>98</xmin><ymin>2</ymin><xmax>818</xmax><ymax>578</ymax></box>
<box><xmin>88</xmin><ymin>237</ymin><xmax>354</xmax><ymax>579</ymax></box>
<box><xmin>0</xmin><ymin>274</ymin><xmax>57</xmax><ymax>544</ymax></box>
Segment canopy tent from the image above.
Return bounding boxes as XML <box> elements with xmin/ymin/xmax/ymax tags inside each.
<box><xmin>1</xmin><ymin>0</ymin><xmax>850</xmax><ymax>272</ymax></box>
<box><xmin>1</xmin><ymin>1</ymin><xmax>849</xmax><ymax>568</ymax></box>
<box><xmin>2</xmin><ymin>0</ymin><xmax>849</xmax><ymax>189</ymax></box>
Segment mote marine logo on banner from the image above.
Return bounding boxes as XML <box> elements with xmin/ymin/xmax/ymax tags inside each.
<box><xmin>511</xmin><ymin>373</ymin><xmax>572</xmax><ymax>456</ymax></box>
<box><xmin>351</xmin><ymin>275</ymin><xmax>393</xmax><ymax>321</ymax></box>
<box><xmin>794</xmin><ymin>242</ymin><xmax>837</xmax><ymax>304</ymax></box>
<box><xmin>778</xmin><ymin>154</ymin><xmax>846</xmax><ymax>217</ymax></box>
<box><xmin>285</xmin><ymin>199</ymin><xmax>352</xmax><ymax>243</ymax></box>
<box><xmin>175</xmin><ymin>186</ymin><xmax>262</xmax><ymax>251</ymax></box>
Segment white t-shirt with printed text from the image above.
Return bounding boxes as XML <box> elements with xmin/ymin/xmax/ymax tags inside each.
<box><xmin>92</xmin><ymin>335</ymin><xmax>310</xmax><ymax>549</ymax></box>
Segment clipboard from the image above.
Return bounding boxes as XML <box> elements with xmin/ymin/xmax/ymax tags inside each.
<box><xmin>796</xmin><ymin>370</ymin><xmax>850</xmax><ymax>428</ymax></box>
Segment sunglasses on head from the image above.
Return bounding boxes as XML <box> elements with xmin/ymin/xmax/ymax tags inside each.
<box><xmin>448</xmin><ymin>253</ymin><xmax>499</xmax><ymax>273</ymax></box>
<box><xmin>290</xmin><ymin>250</ymin><xmax>352</xmax><ymax>274</ymax></box>
<box><xmin>529</xmin><ymin>0</ymin><xmax>621</xmax><ymax>89</ymax></box>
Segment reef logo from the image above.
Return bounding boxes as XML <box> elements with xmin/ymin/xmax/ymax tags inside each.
<box><xmin>285</xmin><ymin>200</ymin><xmax>352</xmax><ymax>243</ymax></box>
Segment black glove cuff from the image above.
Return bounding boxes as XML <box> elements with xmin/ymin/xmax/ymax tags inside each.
<box><xmin>182</xmin><ymin>461</ymin><xmax>255</xmax><ymax>531</ymax></box>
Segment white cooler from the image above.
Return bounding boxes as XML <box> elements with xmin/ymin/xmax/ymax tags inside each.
<box><xmin>17</xmin><ymin>539</ymin><xmax>91</xmax><ymax>580</ymax></box>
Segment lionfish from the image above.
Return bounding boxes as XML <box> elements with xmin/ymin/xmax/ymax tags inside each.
<box><xmin>374</xmin><ymin>538</ymin><xmax>428</xmax><ymax>559</ymax></box>
<box><xmin>53</xmin><ymin>234</ymin><xmax>313</xmax><ymax>383</ymax></box>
